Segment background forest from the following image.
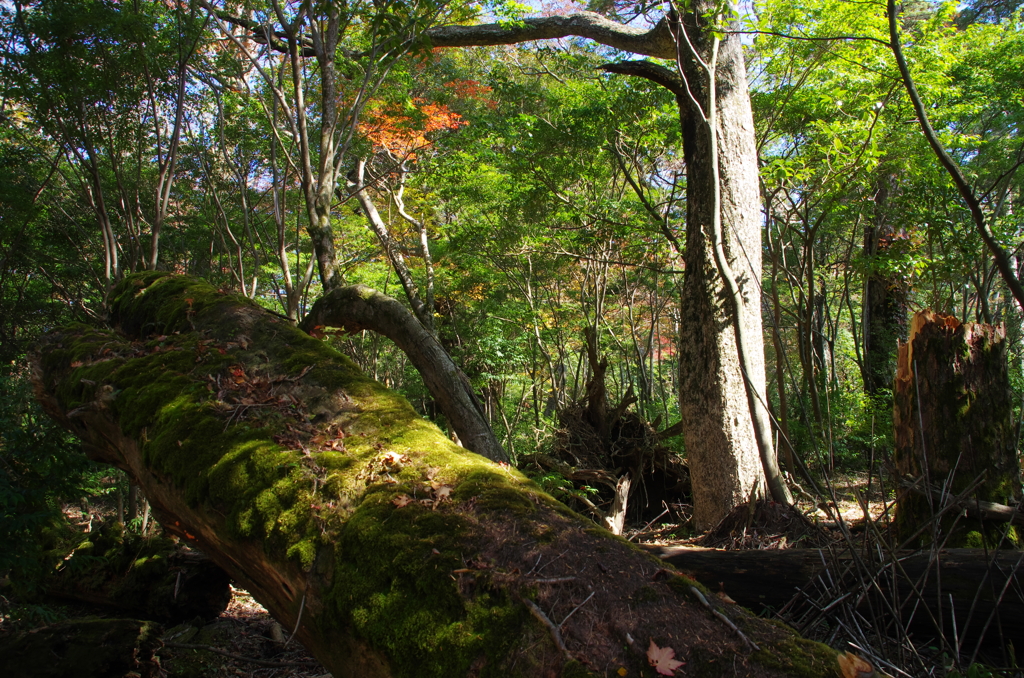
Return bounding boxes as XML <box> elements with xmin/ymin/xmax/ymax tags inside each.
<box><xmin>1</xmin><ymin>0</ymin><xmax>1023</xmax><ymax>665</ymax></box>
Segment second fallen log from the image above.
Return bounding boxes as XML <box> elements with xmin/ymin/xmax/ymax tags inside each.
<box><xmin>646</xmin><ymin>545</ymin><xmax>1024</xmax><ymax>649</ymax></box>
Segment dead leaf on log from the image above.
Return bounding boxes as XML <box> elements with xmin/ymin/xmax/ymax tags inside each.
<box><xmin>838</xmin><ymin>651</ymin><xmax>886</xmax><ymax>678</ymax></box>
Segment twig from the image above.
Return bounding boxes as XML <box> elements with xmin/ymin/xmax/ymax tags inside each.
<box><xmin>628</xmin><ymin>506</ymin><xmax>670</xmax><ymax>542</ymax></box>
<box><xmin>689</xmin><ymin>586</ymin><xmax>759</xmax><ymax>652</ymax></box>
<box><xmin>285</xmin><ymin>593</ymin><xmax>305</xmax><ymax>647</ymax></box>
<box><xmin>968</xmin><ymin>550</ymin><xmax>1024</xmax><ymax>666</ymax></box>
<box><xmin>524</xmin><ymin>599</ymin><xmax>572</xmax><ymax>660</ymax></box>
<box><xmin>534</xmin><ymin>550</ymin><xmax>567</xmax><ymax>574</ymax></box>
<box><xmin>162</xmin><ymin>642</ymin><xmax>319</xmax><ymax>668</ymax></box>
<box><xmin>284</xmin><ymin>364</ymin><xmax>313</xmax><ymax>382</ymax></box>
<box><xmin>559</xmin><ymin>591</ymin><xmax>595</xmax><ymax>629</ymax></box>
<box><xmin>530</xmin><ymin>576</ymin><xmax>576</xmax><ymax>584</ymax></box>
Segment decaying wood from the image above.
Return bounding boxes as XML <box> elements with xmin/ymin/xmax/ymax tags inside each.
<box><xmin>0</xmin><ymin>618</ymin><xmax>163</xmax><ymax>678</ymax></box>
<box><xmin>32</xmin><ymin>272</ymin><xmax>843</xmax><ymax>678</ymax></box>
<box><xmin>646</xmin><ymin>545</ymin><xmax>1024</xmax><ymax>648</ymax></box>
<box><xmin>543</xmin><ymin>328</ymin><xmax>690</xmax><ymax>528</ymax></box>
<box><xmin>47</xmin><ymin>526</ymin><xmax>231</xmax><ymax>623</ymax></box>
<box><xmin>604</xmin><ymin>473</ymin><xmax>631</xmax><ymax>536</ymax></box>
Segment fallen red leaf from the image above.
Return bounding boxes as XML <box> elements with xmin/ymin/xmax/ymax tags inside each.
<box><xmin>647</xmin><ymin>640</ymin><xmax>684</xmax><ymax>676</ymax></box>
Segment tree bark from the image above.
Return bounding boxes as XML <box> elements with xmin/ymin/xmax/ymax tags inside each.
<box><xmin>672</xmin><ymin>2</ymin><xmax>780</xmax><ymax>528</ymax></box>
<box><xmin>32</xmin><ymin>273</ymin><xmax>840</xmax><ymax>678</ymax></box>
<box><xmin>425</xmin><ymin>12</ymin><xmax>677</xmax><ymax>58</ymax></box>
<box><xmin>893</xmin><ymin>310</ymin><xmax>1022</xmax><ymax>547</ymax></box>
<box><xmin>300</xmin><ymin>284</ymin><xmax>506</xmax><ymax>463</ymax></box>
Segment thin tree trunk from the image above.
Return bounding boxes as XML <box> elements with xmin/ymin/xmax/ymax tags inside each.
<box><xmin>353</xmin><ymin>159</ymin><xmax>435</xmax><ymax>333</ymax></box>
<box><xmin>862</xmin><ymin>173</ymin><xmax>907</xmax><ymax>396</ymax></box>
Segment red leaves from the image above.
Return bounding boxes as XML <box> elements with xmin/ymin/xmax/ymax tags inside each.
<box><xmin>443</xmin><ymin>79</ymin><xmax>497</xmax><ymax>109</ymax></box>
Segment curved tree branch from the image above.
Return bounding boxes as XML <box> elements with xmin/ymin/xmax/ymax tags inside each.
<box><xmin>300</xmin><ymin>285</ymin><xmax>507</xmax><ymax>463</ymax></box>
<box><xmin>197</xmin><ymin>0</ymin><xmax>317</xmax><ymax>57</ymax></box>
<box><xmin>599</xmin><ymin>59</ymin><xmax>687</xmax><ymax>98</ymax></box>
<box><xmin>887</xmin><ymin>0</ymin><xmax>1024</xmax><ymax>312</ymax></box>
<box><xmin>424</xmin><ymin>12</ymin><xmax>677</xmax><ymax>58</ymax></box>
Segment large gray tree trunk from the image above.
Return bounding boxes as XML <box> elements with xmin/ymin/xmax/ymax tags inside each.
<box><xmin>32</xmin><ymin>273</ymin><xmax>840</xmax><ymax>677</ymax></box>
<box><xmin>675</xmin><ymin>3</ymin><xmax>775</xmax><ymax>529</ymax></box>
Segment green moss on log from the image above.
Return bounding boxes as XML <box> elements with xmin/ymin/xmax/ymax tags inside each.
<box><xmin>35</xmin><ymin>273</ymin><xmax>847</xmax><ymax>678</ymax></box>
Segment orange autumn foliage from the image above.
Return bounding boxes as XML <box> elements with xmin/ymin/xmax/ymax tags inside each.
<box><xmin>360</xmin><ymin>97</ymin><xmax>467</xmax><ymax>159</ymax></box>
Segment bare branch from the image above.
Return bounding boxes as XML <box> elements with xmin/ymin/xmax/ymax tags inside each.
<box><xmin>888</xmin><ymin>0</ymin><xmax>1024</xmax><ymax>312</ymax></box>
<box><xmin>598</xmin><ymin>59</ymin><xmax>686</xmax><ymax>98</ymax></box>
<box><xmin>197</xmin><ymin>0</ymin><xmax>316</xmax><ymax>57</ymax></box>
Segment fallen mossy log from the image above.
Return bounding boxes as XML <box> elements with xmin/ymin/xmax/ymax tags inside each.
<box><xmin>0</xmin><ymin>617</ymin><xmax>163</xmax><ymax>678</ymax></box>
<box><xmin>32</xmin><ymin>272</ymin><xmax>845</xmax><ymax>678</ymax></box>
<box><xmin>646</xmin><ymin>545</ymin><xmax>1024</xmax><ymax>648</ymax></box>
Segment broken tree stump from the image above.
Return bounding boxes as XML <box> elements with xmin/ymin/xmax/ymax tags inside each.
<box><xmin>893</xmin><ymin>310</ymin><xmax>1022</xmax><ymax>547</ymax></box>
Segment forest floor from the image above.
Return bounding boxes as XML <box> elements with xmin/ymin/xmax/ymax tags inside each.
<box><xmin>630</xmin><ymin>470</ymin><xmax>894</xmax><ymax>548</ymax></box>
<box><xmin>157</xmin><ymin>587</ymin><xmax>328</xmax><ymax>678</ymax></box>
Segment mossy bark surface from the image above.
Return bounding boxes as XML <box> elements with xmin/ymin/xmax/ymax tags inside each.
<box><xmin>47</xmin><ymin>523</ymin><xmax>230</xmax><ymax>623</ymax></box>
<box><xmin>33</xmin><ymin>272</ymin><xmax>842</xmax><ymax>677</ymax></box>
<box><xmin>0</xmin><ymin>617</ymin><xmax>163</xmax><ymax>678</ymax></box>
<box><xmin>894</xmin><ymin>310</ymin><xmax>1022</xmax><ymax>547</ymax></box>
